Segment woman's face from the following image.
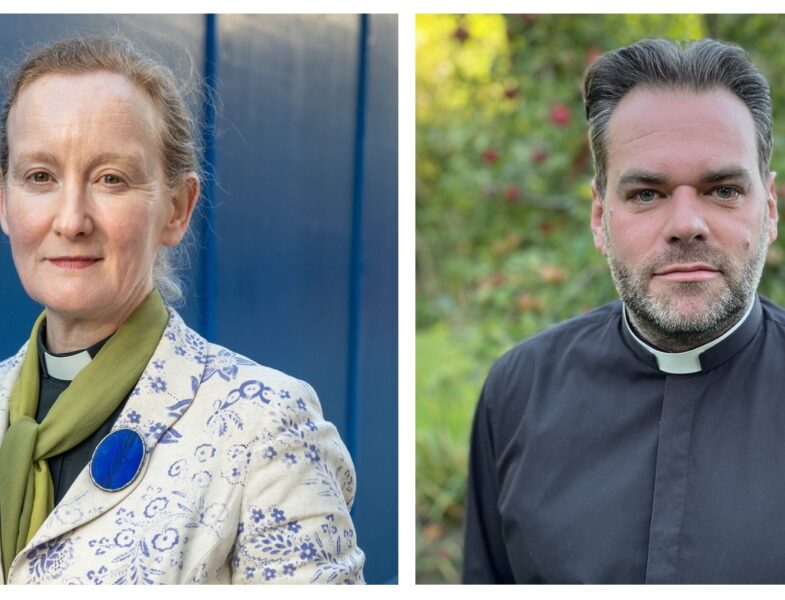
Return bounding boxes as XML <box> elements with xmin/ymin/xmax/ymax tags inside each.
<box><xmin>0</xmin><ymin>71</ymin><xmax>191</xmax><ymax>330</ymax></box>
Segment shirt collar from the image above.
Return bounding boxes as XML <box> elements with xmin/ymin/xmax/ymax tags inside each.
<box><xmin>622</xmin><ymin>297</ymin><xmax>758</xmax><ymax>375</ymax></box>
<box><xmin>37</xmin><ymin>321</ymin><xmax>110</xmax><ymax>381</ymax></box>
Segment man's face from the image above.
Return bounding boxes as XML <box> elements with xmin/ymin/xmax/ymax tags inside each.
<box><xmin>590</xmin><ymin>87</ymin><xmax>778</xmax><ymax>347</ymax></box>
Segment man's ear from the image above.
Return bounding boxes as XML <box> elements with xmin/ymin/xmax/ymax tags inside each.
<box><xmin>161</xmin><ymin>173</ymin><xmax>200</xmax><ymax>247</ymax></box>
<box><xmin>767</xmin><ymin>171</ymin><xmax>779</xmax><ymax>245</ymax></box>
<box><xmin>590</xmin><ymin>180</ymin><xmax>607</xmax><ymax>255</ymax></box>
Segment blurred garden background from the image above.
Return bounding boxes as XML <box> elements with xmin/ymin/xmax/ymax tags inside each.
<box><xmin>416</xmin><ymin>14</ymin><xmax>785</xmax><ymax>584</ymax></box>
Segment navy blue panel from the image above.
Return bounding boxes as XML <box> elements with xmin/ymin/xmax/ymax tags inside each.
<box><xmin>213</xmin><ymin>14</ymin><xmax>359</xmax><ymax>436</ymax></box>
<box><xmin>352</xmin><ymin>15</ymin><xmax>399</xmax><ymax>584</ymax></box>
<box><xmin>0</xmin><ymin>14</ymin><xmax>205</xmax><ymax>357</ymax></box>
<box><xmin>198</xmin><ymin>14</ymin><xmax>218</xmax><ymax>340</ymax></box>
<box><xmin>212</xmin><ymin>15</ymin><xmax>398</xmax><ymax>583</ymax></box>
<box><xmin>0</xmin><ymin>237</ymin><xmax>40</xmax><ymax>350</ymax></box>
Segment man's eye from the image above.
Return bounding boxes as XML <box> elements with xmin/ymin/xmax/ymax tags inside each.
<box><xmin>633</xmin><ymin>190</ymin><xmax>658</xmax><ymax>203</ymax></box>
<box><xmin>713</xmin><ymin>186</ymin><xmax>739</xmax><ymax>200</ymax></box>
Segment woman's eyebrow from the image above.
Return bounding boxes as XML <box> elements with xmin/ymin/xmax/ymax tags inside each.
<box><xmin>12</xmin><ymin>150</ymin><xmax>58</xmax><ymax>165</ymax></box>
<box><xmin>86</xmin><ymin>151</ymin><xmax>147</xmax><ymax>174</ymax></box>
<box><xmin>9</xmin><ymin>151</ymin><xmax>57</xmax><ymax>179</ymax></box>
<box><xmin>10</xmin><ymin>151</ymin><xmax>148</xmax><ymax>179</ymax></box>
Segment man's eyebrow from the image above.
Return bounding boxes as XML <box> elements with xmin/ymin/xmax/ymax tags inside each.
<box><xmin>698</xmin><ymin>167</ymin><xmax>752</xmax><ymax>186</ymax></box>
<box><xmin>615</xmin><ymin>167</ymin><xmax>754</xmax><ymax>192</ymax></box>
<box><xmin>616</xmin><ymin>170</ymin><xmax>668</xmax><ymax>192</ymax></box>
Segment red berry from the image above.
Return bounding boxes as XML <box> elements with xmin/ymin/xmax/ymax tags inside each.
<box><xmin>453</xmin><ymin>26</ymin><xmax>469</xmax><ymax>43</ymax></box>
<box><xmin>482</xmin><ymin>148</ymin><xmax>500</xmax><ymax>165</ymax></box>
<box><xmin>572</xmin><ymin>150</ymin><xmax>588</xmax><ymax>170</ymax></box>
<box><xmin>503</xmin><ymin>185</ymin><xmax>520</xmax><ymax>203</ymax></box>
<box><xmin>531</xmin><ymin>146</ymin><xmax>549</xmax><ymax>164</ymax></box>
<box><xmin>550</xmin><ymin>103</ymin><xmax>571</xmax><ymax>126</ymax></box>
<box><xmin>586</xmin><ymin>47</ymin><xmax>603</xmax><ymax>64</ymax></box>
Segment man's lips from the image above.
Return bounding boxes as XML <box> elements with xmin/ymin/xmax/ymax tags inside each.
<box><xmin>48</xmin><ymin>257</ymin><xmax>101</xmax><ymax>270</ymax></box>
<box><xmin>653</xmin><ymin>263</ymin><xmax>720</xmax><ymax>282</ymax></box>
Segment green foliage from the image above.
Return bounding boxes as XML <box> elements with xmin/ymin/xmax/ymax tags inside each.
<box><xmin>416</xmin><ymin>13</ymin><xmax>785</xmax><ymax>584</ymax></box>
<box><xmin>415</xmin><ymin>326</ymin><xmax>478</xmax><ymax>583</ymax></box>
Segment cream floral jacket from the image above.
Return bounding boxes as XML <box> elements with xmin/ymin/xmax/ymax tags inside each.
<box><xmin>0</xmin><ymin>309</ymin><xmax>364</xmax><ymax>584</ymax></box>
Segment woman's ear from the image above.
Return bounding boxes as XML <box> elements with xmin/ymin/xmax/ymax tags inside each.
<box><xmin>161</xmin><ymin>172</ymin><xmax>200</xmax><ymax>247</ymax></box>
<box><xmin>0</xmin><ymin>184</ymin><xmax>9</xmax><ymax>236</ymax></box>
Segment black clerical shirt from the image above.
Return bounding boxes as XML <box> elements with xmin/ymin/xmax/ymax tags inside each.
<box><xmin>463</xmin><ymin>295</ymin><xmax>785</xmax><ymax>584</ymax></box>
<box><xmin>35</xmin><ymin>325</ymin><xmax>127</xmax><ymax>505</ymax></box>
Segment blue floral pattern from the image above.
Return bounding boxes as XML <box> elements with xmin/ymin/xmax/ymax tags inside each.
<box><xmin>24</xmin><ymin>538</ymin><xmax>75</xmax><ymax>582</ymax></box>
<box><xmin>0</xmin><ymin>309</ymin><xmax>364</xmax><ymax>584</ymax></box>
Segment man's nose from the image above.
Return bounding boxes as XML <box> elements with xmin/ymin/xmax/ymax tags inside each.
<box><xmin>663</xmin><ymin>187</ymin><xmax>709</xmax><ymax>243</ymax></box>
<box><xmin>51</xmin><ymin>182</ymin><xmax>94</xmax><ymax>239</ymax></box>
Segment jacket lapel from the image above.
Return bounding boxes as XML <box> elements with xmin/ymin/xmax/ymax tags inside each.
<box><xmin>19</xmin><ymin>310</ymin><xmax>207</xmax><ymax>554</ymax></box>
<box><xmin>0</xmin><ymin>345</ymin><xmax>27</xmax><ymax>447</ymax></box>
<box><xmin>0</xmin><ymin>345</ymin><xmax>28</xmax><ymax>579</ymax></box>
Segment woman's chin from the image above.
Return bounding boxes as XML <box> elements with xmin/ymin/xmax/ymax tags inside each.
<box><xmin>33</xmin><ymin>291</ymin><xmax>107</xmax><ymax>320</ymax></box>
<box><xmin>33</xmin><ymin>285</ymin><xmax>152</xmax><ymax>328</ymax></box>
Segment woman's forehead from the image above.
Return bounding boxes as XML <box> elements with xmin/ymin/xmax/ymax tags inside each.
<box><xmin>16</xmin><ymin>70</ymin><xmax>155</xmax><ymax>113</ymax></box>
<box><xmin>7</xmin><ymin>71</ymin><xmax>164</xmax><ymax>164</ymax></box>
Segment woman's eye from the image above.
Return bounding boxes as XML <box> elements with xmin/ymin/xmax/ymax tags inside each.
<box><xmin>29</xmin><ymin>172</ymin><xmax>51</xmax><ymax>184</ymax></box>
<box><xmin>713</xmin><ymin>186</ymin><xmax>739</xmax><ymax>200</ymax></box>
<box><xmin>101</xmin><ymin>174</ymin><xmax>124</xmax><ymax>185</ymax></box>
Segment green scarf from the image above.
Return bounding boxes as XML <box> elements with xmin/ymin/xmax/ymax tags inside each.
<box><xmin>0</xmin><ymin>290</ymin><xmax>168</xmax><ymax>579</ymax></box>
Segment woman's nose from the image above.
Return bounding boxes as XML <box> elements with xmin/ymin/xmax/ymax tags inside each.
<box><xmin>51</xmin><ymin>182</ymin><xmax>93</xmax><ymax>239</ymax></box>
<box><xmin>663</xmin><ymin>187</ymin><xmax>709</xmax><ymax>243</ymax></box>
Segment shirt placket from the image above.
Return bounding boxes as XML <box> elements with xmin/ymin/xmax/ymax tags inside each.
<box><xmin>645</xmin><ymin>374</ymin><xmax>700</xmax><ymax>583</ymax></box>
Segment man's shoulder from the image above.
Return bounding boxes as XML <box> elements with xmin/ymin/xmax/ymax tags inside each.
<box><xmin>482</xmin><ymin>301</ymin><xmax>622</xmax><ymax>400</ymax></box>
<box><xmin>494</xmin><ymin>301</ymin><xmax>621</xmax><ymax>371</ymax></box>
<box><xmin>760</xmin><ymin>295</ymin><xmax>785</xmax><ymax>328</ymax></box>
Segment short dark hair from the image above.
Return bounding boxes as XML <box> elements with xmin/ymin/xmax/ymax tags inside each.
<box><xmin>583</xmin><ymin>38</ymin><xmax>772</xmax><ymax>197</ymax></box>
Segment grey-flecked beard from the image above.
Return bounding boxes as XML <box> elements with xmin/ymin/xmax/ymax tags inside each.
<box><xmin>603</xmin><ymin>219</ymin><xmax>768</xmax><ymax>352</ymax></box>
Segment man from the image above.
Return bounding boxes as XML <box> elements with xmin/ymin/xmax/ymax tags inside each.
<box><xmin>463</xmin><ymin>38</ymin><xmax>785</xmax><ymax>584</ymax></box>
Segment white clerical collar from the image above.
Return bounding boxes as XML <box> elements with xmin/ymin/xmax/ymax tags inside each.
<box><xmin>44</xmin><ymin>350</ymin><xmax>92</xmax><ymax>381</ymax></box>
<box><xmin>622</xmin><ymin>300</ymin><xmax>755</xmax><ymax>375</ymax></box>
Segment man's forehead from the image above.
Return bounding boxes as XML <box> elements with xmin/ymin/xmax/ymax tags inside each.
<box><xmin>605</xmin><ymin>86</ymin><xmax>759</xmax><ymax>180</ymax></box>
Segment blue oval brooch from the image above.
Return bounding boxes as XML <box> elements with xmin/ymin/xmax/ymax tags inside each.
<box><xmin>89</xmin><ymin>428</ymin><xmax>146</xmax><ymax>492</ymax></box>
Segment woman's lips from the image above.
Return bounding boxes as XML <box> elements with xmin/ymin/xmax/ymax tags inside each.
<box><xmin>48</xmin><ymin>257</ymin><xmax>101</xmax><ymax>269</ymax></box>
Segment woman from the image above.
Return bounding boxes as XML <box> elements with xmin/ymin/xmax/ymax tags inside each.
<box><xmin>0</xmin><ymin>36</ymin><xmax>364</xmax><ymax>584</ymax></box>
